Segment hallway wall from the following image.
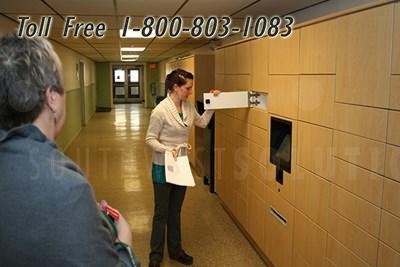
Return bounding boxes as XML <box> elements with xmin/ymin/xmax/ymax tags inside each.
<box><xmin>146</xmin><ymin>62</ymin><xmax>159</xmax><ymax>108</ymax></box>
<box><xmin>0</xmin><ymin>16</ymin><xmax>97</xmax><ymax>151</ymax></box>
<box><xmin>96</xmin><ymin>62</ymin><xmax>112</xmax><ymax>109</ymax></box>
<box><xmin>214</xmin><ymin>1</ymin><xmax>400</xmax><ymax>267</ymax></box>
<box><xmin>52</xmin><ymin>43</ymin><xmax>96</xmax><ymax>151</ymax></box>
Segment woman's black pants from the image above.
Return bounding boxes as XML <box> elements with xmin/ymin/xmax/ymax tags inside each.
<box><xmin>149</xmin><ymin>182</ymin><xmax>187</xmax><ymax>262</ymax></box>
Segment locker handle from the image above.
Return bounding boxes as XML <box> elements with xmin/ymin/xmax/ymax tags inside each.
<box><xmin>270</xmin><ymin>207</ymin><xmax>287</xmax><ymax>226</ymax></box>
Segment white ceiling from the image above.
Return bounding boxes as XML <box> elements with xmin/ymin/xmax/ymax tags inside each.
<box><xmin>234</xmin><ymin>0</ymin><xmax>324</xmax><ymax>17</ymax></box>
<box><xmin>0</xmin><ymin>0</ymin><xmax>328</xmax><ymax>62</ymax></box>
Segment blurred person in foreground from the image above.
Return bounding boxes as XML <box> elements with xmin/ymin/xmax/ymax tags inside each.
<box><xmin>0</xmin><ymin>33</ymin><xmax>139</xmax><ymax>267</ymax></box>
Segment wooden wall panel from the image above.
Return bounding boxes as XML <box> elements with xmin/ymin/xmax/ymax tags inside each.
<box><xmin>293</xmin><ymin>210</ymin><xmax>327</xmax><ymax>267</ymax></box>
<box><xmin>224</xmin><ymin>75</ymin><xmax>237</xmax><ymax>91</ymax></box>
<box><xmin>333</xmin><ymin>131</ymin><xmax>385</xmax><ymax>175</ymax></box>
<box><xmin>387</xmin><ymin>111</ymin><xmax>400</xmax><ymax>146</ymax></box>
<box><xmin>236</xmin><ymin>42</ymin><xmax>251</xmax><ymax>74</ymax></box>
<box><xmin>330</xmin><ymin>185</ymin><xmax>381</xmax><ymax>237</ymax></box>
<box><xmin>299</xmin><ymin>75</ymin><xmax>335</xmax><ymax>128</ymax></box>
<box><xmin>224</xmin><ymin>45</ymin><xmax>237</xmax><ymax>74</ymax></box>
<box><xmin>392</xmin><ymin>2</ymin><xmax>400</xmax><ymax>74</ymax></box>
<box><xmin>214</xmin><ymin>4</ymin><xmax>400</xmax><ymax>267</ymax></box>
<box><xmin>336</xmin><ymin>5</ymin><xmax>393</xmax><ymax>108</ymax></box>
<box><xmin>195</xmin><ymin>55</ymin><xmax>215</xmax><ymax>101</ymax></box>
<box><xmin>380</xmin><ymin>211</ymin><xmax>400</xmax><ymax>252</ymax></box>
<box><xmin>298</xmin><ymin>122</ymin><xmax>333</xmax><ymax>179</ymax></box>
<box><xmin>326</xmin><ymin>235</ymin><xmax>369</xmax><ymax>267</ymax></box>
<box><xmin>250</xmin><ymin>141</ymin><xmax>268</xmax><ymax>166</ymax></box>
<box><xmin>390</xmin><ymin>76</ymin><xmax>400</xmax><ymax>110</ymax></box>
<box><xmin>250</xmin><ymin>38</ymin><xmax>268</xmax><ymax>92</ymax></box>
<box><xmin>249</xmin><ymin>125</ymin><xmax>267</xmax><ymax>147</ymax></box>
<box><xmin>249</xmin><ymin>156</ymin><xmax>267</xmax><ymax>184</ymax></box>
<box><xmin>294</xmin><ymin>166</ymin><xmax>330</xmax><ymax>230</ymax></box>
<box><xmin>299</xmin><ymin>19</ymin><xmax>337</xmax><ymax>74</ymax></box>
<box><xmin>269</xmin><ymin>76</ymin><xmax>299</xmax><ymax>119</ymax></box>
<box><xmin>378</xmin><ymin>242</ymin><xmax>400</xmax><ymax>267</ymax></box>
<box><xmin>382</xmin><ymin>178</ymin><xmax>400</xmax><ymax>218</ymax></box>
<box><xmin>215</xmin><ymin>74</ymin><xmax>224</xmax><ymax>90</ymax></box>
<box><xmin>248</xmin><ymin>190</ymin><xmax>265</xmax><ymax>249</ymax></box>
<box><xmin>327</xmin><ymin>210</ymin><xmax>378</xmax><ymax>266</ymax></box>
<box><xmin>236</xmin><ymin>74</ymin><xmax>251</xmax><ymax>91</ymax></box>
<box><xmin>269</xmin><ymin>30</ymin><xmax>300</xmax><ymax>74</ymax></box>
<box><xmin>385</xmin><ymin>144</ymin><xmax>400</xmax><ymax>183</ymax></box>
<box><xmin>332</xmin><ymin>158</ymin><xmax>383</xmax><ymax>206</ymax></box>
<box><xmin>334</xmin><ymin>103</ymin><xmax>388</xmax><ymax>142</ymax></box>
<box><xmin>215</xmin><ymin>48</ymin><xmax>225</xmax><ymax>74</ymax></box>
<box><xmin>249</xmin><ymin>108</ymin><xmax>268</xmax><ymax>130</ymax></box>
<box><xmin>264</xmin><ymin>187</ymin><xmax>294</xmax><ymax>267</ymax></box>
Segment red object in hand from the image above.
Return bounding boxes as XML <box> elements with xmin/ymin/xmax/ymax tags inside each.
<box><xmin>99</xmin><ymin>200</ymin><xmax>120</xmax><ymax>220</ymax></box>
<box><xmin>104</xmin><ymin>205</ymin><xmax>120</xmax><ymax>220</ymax></box>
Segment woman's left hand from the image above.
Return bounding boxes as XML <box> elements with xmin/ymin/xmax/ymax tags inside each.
<box><xmin>210</xmin><ymin>89</ymin><xmax>221</xmax><ymax>96</ymax></box>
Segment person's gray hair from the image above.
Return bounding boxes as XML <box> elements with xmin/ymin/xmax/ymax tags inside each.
<box><xmin>0</xmin><ymin>33</ymin><xmax>63</xmax><ymax>130</ymax></box>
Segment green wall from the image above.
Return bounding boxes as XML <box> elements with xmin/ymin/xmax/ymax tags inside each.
<box><xmin>56</xmin><ymin>88</ymin><xmax>83</xmax><ymax>150</ymax></box>
<box><xmin>96</xmin><ymin>62</ymin><xmax>111</xmax><ymax>108</ymax></box>
<box><xmin>146</xmin><ymin>63</ymin><xmax>159</xmax><ymax>108</ymax></box>
<box><xmin>55</xmin><ymin>83</ymin><xmax>97</xmax><ymax>151</ymax></box>
<box><xmin>85</xmin><ymin>83</ymin><xmax>96</xmax><ymax>124</ymax></box>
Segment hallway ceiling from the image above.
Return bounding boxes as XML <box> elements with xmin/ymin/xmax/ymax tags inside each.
<box><xmin>0</xmin><ymin>0</ymin><xmax>326</xmax><ymax>62</ymax></box>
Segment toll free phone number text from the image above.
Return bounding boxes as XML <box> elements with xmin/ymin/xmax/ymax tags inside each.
<box><xmin>121</xmin><ymin>16</ymin><xmax>294</xmax><ymax>39</ymax></box>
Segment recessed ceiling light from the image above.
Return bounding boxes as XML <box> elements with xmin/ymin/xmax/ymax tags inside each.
<box><xmin>120</xmin><ymin>29</ymin><xmax>155</xmax><ymax>38</ymax></box>
<box><xmin>121</xmin><ymin>47</ymin><xmax>146</xmax><ymax>52</ymax></box>
<box><xmin>121</xmin><ymin>54</ymin><xmax>140</xmax><ymax>59</ymax></box>
<box><xmin>121</xmin><ymin>58</ymin><xmax>138</xmax><ymax>62</ymax></box>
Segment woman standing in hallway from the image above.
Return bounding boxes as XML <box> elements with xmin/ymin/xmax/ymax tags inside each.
<box><xmin>0</xmin><ymin>34</ymin><xmax>138</xmax><ymax>267</ymax></box>
<box><xmin>146</xmin><ymin>69</ymin><xmax>219</xmax><ymax>267</ymax></box>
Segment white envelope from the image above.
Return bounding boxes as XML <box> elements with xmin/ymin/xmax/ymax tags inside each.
<box><xmin>164</xmin><ymin>151</ymin><xmax>195</xmax><ymax>187</ymax></box>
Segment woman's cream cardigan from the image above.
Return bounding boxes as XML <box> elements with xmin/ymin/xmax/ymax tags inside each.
<box><xmin>145</xmin><ymin>96</ymin><xmax>214</xmax><ymax>165</ymax></box>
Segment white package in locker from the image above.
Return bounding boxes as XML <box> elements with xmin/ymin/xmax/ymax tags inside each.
<box><xmin>203</xmin><ymin>91</ymin><xmax>249</xmax><ymax>110</ymax></box>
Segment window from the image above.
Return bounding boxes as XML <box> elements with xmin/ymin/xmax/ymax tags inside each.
<box><xmin>129</xmin><ymin>69</ymin><xmax>139</xmax><ymax>83</ymax></box>
<box><xmin>114</xmin><ymin>69</ymin><xmax>125</xmax><ymax>83</ymax></box>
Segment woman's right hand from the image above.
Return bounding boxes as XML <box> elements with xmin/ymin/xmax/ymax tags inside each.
<box><xmin>210</xmin><ymin>89</ymin><xmax>221</xmax><ymax>96</ymax></box>
<box><xmin>171</xmin><ymin>148</ymin><xmax>178</xmax><ymax>161</ymax></box>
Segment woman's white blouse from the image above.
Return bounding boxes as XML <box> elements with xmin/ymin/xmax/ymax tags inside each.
<box><xmin>145</xmin><ymin>96</ymin><xmax>214</xmax><ymax>165</ymax></box>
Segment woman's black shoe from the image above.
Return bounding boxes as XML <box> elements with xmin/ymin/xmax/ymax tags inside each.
<box><xmin>148</xmin><ymin>260</ymin><xmax>160</xmax><ymax>267</ymax></box>
<box><xmin>170</xmin><ymin>250</ymin><xmax>193</xmax><ymax>265</ymax></box>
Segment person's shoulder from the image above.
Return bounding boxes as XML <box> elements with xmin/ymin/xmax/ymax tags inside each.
<box><xmin>152</xmin><ymin>99</ymin><xmax>169</xmax><ymax>116</ymax></box>
<box><xmin>158</xmin><ymin>97</ymin><xmax>171</xmax><ymax>108</ymax></box>
<box><xmin>37</xmin><ymin>160</ymin><xmax>88</xmax><ymax>200</ymax></box>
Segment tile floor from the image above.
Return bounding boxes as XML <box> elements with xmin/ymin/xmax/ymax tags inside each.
<box><xmin>65</xmin><ymin>104</ymin><xmax>267</xmax><ymax>267</ymax></box>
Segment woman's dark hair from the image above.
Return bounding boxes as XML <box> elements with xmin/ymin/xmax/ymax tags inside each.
<box><xmin>165</xmin><ymin>68</ymin><xmax>193</xmax><ymax>95</ymax></box>
<box><xmin>0</xmin><ymin>33</ymin><xmax>63</xmax><ymax>130</ymax></box>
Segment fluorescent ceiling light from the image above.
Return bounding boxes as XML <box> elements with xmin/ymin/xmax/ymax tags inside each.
<box><xmin>121</xmin><ymin>47</ymin><xmax>146</xmax><ymax>52</ymax></box>
<box><xmin>120</xmin><ymin>29</ymin><xmax>155</xmax><ymax>38</ymax></box>
<box><xmin>121</xmin><ymin>54</ymin><xmax>139</xmax><ymax>62</ymax></box>
<box><xmin>121</xmin><ymin>54</ymin><xmax>140</xmax><ymax>59</ymax></box>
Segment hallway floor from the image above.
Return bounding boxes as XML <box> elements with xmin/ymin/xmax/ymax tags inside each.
<box><xmin>65</xmin><ymin>104</ymin><xmax>266</xmax><ymax>267</ymax></box>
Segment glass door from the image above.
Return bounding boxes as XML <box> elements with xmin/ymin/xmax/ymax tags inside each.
<box><xmin>112</xmin><ymin>66</ymin><xmax>142</xmax><ymax>103</ymax></box>
<box><xmin>113</xmin><ymin>68</ymin><xmax>126</xmax><ymax>102</ymax></box>
<box><xmin>128</xmin><ymin>68</ymin><xmax>140</xmax><ymax>99</ymax></box>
